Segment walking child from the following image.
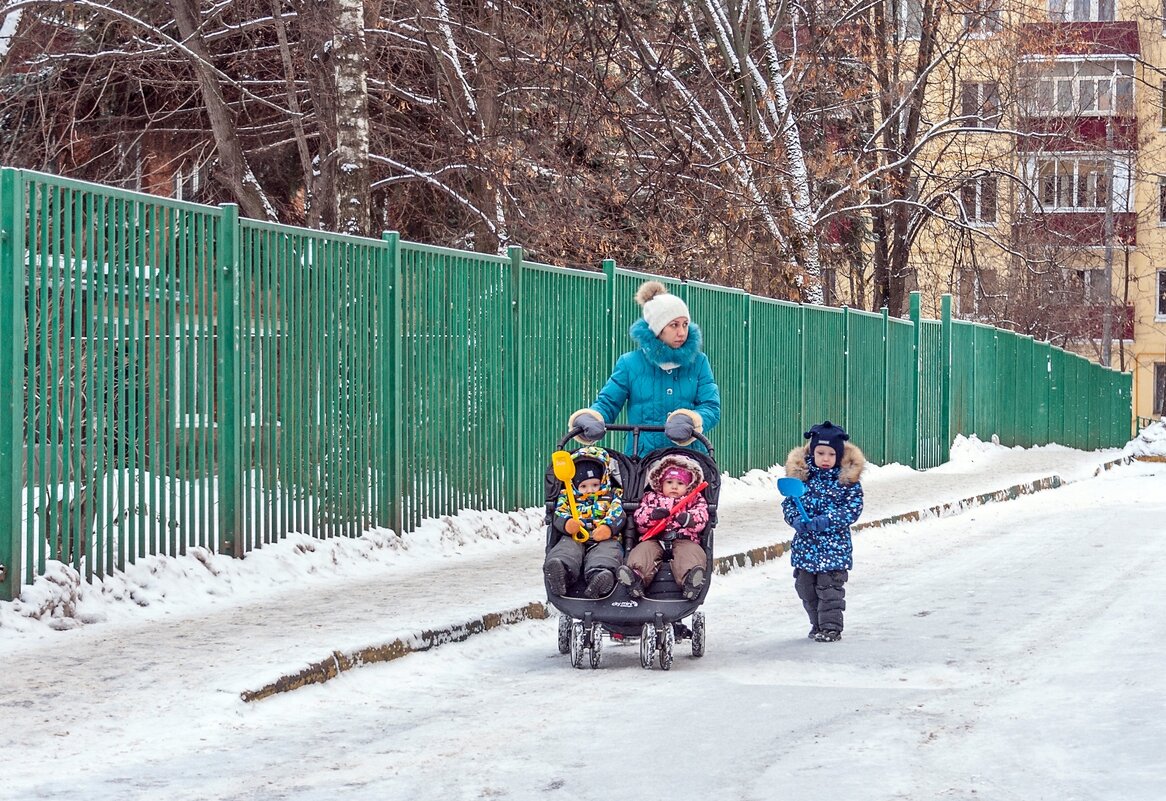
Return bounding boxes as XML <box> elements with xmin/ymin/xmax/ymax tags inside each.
<box><xmin>781</xmin><ymin>421</ymin><xmax>865</xmax><ymax>642</ymax></box>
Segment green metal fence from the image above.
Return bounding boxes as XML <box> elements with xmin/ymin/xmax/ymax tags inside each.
<box><xmin>0</xmin><ymin>168</ymin><xmax>1134</xmax><ymax>600</ymax></box>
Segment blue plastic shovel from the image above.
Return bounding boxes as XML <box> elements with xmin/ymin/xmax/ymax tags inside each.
<box><xmin>776</xmin><ymin>477</ymin><xmax>811</xmax><ymax>522</ymax></box>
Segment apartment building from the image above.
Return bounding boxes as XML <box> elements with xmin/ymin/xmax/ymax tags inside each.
<box><xmin>901</xmin><ymin>0</ymin><xmax>1165</xmax><ymax>424</ymax></box>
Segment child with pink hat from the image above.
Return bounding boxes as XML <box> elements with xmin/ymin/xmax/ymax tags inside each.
<box><xmin>619</xmin><ymin>453</ymin><xmax>710</xmax><ymax>600</ymax></box>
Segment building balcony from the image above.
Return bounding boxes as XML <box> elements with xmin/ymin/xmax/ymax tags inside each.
<box><xmin>1013</xmin><ymin>211</ymin><xmax>1136</xmax><ymax>247</ymax></box>
<box><xmin>1016</xmin><ymin>116</ymin><xmax>1137</xmax><ymax>152</ymax></box>
<box><xmin>1019</xmin><ymin>21</ymin><xmax>1140</xmax><ymax>57</ymax></box>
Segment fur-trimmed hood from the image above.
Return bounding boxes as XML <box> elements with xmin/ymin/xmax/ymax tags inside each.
<box><xmin>629</xmin><ymin>318</ymin><xmax>703</xmax><ymax>369</ymax></box>
<box><xmin>643</xmin><ymin>452</ymin><xmax>705</xmax><ymax>493</ymax></box>
<box><xmin>784</xmin><ymin>442</ymin><xmax>865</xmax><ymax>485</ymax></box>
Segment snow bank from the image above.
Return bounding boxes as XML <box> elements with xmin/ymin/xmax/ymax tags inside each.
<box><xmin>1124</xmin><ymin>420</ymin><xmax>1166</xmax><ymax>460</ymax></box>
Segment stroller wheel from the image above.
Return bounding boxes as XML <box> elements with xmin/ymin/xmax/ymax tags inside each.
<box><xmin>659</xmin><ymin>622</ymin><xmax>674</xmax><ymax>671</ymax></box>
<box><xmin>589</xmin><ymin>624</ymin><xmax>603</xmax><ymax>669</ymax></box>
<box><xmin>639</xmin><ymin>622</ymin><xmax>656</xmax><ymax>669</ymax></box>
<box><xmin>569</xmin><ymin>621</ymin><xmax>585</xmax><ymax>669</ymax></box>
<box><xmin>557</xmin><ymin>615</ymin><xmax>571</xmax><ymax>655</ymax></box>
<box><xmin>691</xmin><ymin>612</ymin><xmax>706</xmax><ymax>658</ymax></box>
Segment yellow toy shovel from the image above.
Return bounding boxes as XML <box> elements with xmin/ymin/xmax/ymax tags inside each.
<box><xmin>551</xmin><ymin>450</ymin><xmax>589</xmax><ymax>542</ymax></box>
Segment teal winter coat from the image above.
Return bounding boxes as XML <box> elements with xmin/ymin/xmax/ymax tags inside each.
<box><xmin>589</xmin><ymin>320</ymin><xmax>721</xmax><ymax>457</ymax></box>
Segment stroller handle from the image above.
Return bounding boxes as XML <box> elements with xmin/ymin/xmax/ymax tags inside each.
<box><xmin>560</xmin><ymin>424</ymin><xmax>714</xmax><ymax>459</ymax></box>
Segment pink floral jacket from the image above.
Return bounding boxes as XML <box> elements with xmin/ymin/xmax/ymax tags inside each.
<box><xmin>632</xmin><ymin>489</ymin><xmax>710</xmax><ymax>542</ymax></box>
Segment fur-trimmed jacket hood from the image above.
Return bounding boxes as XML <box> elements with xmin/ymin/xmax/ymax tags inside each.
<box><xmin>783</xmin><ymin>442</ymin><xmax>866</xmax><ymax>486</ymax></box>
<box><xmin>643</xmin><ymin>452</ymin><xmax>705</xmax><ymax>493</ymax></box>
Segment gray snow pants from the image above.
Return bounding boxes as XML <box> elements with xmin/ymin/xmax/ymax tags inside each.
<box><xmin>794</xmin><ymin>568</ymin><xmax>848</xmax><ymax>633</ymax></box>
<box><xmin>546</xmin><ymin>537</ymin><xmax>622</xmax><ymax>584</ymax></box>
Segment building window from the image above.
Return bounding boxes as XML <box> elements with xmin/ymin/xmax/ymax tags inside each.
<box><xmin>960</xmin><ymin>175</ymin><xmax>998</xmax><ymax>223</ymax></box>
<box><xmin>1158</xmin><ymin>270</ymin><xmax>1166</xmax><ymax>317</ymax></box>
<box><xmin>960</xmin><ymin>81</ymin><xmax>1001</xmax><ymax>127</ymax></box>
<box><xmin>1032</xmin><ymin>156</ymin><xmax>1130</xmax><ymax>212</ymax></box>
<box><xmin>966</xmin><ymin>0</ymin><xmax>1002</xmax><ymax>33</ymax></box>
<box><xmin>1159</xmin><ymin>179</ymin><xmax>1166</xmax><ymax>223</ymax></box>
<box><xmin>1075</xmin><ymin>268</ymin><xmax>1108</xmax><ymax>302</ymax></box>
<box><xmin>1049</xmin><ymin>0</ymin><xmax>1114</xmax><ymax>21</ymax></box>
<box><xmin>1155</xmin><ymin>363</ymin><xmax>1166</xmax><ymax>416</ymax></box>
<box><xmin>1020</xmin><ymin>61</ymin><xmax>1134</xmax><ymax>117</ymax></box>
<box><xmin>1161</xmin><ymin>82</ymin><xmax>1166</xmax><ymax>128</ymax></box>
<box><xmin>175</xmin><ymin>163</ymin><xmax>204</xmax><ymax>202</ymax></box>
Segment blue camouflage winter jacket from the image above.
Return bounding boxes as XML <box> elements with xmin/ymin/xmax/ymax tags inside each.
<box><xmin>589</xmin><ymin>320</ymin><xmax>721</xmax><ymax>457</ymax></box>
<box><xmin>781</xmin><ymin>444</ymin><xmax>865</xmax><ymax>572</ymax></box>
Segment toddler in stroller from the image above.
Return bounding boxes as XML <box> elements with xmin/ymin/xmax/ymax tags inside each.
<box><xmin>543</xmin><ymin>426</ymin><xmax>720</xmax><ymax>670</ymax></box>
<box><xmin>619</xmin><ymin>453</ymin><xmax>710</xmax><ymax>600</ymax></box>
<box><xmin>542</xmin><ymin>446</ymin><xmax>627</xmax><ymax>599</ymax></box>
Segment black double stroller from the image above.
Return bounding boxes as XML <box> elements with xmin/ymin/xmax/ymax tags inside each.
<box><xmin>543</xmin><ymin>424</ymin><xmax>721</xmax><ymax>670</ymax></box>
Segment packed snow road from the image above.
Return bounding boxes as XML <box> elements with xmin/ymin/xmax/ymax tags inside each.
<box><xmin>10</xmin><ymin>462</ymin><xmax>1166</xmax><ymax>801</ymax></box>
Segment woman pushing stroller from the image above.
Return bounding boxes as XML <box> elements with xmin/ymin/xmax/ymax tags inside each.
<box><xmin>567</xmin><ymin>280</ymin><xmax>720</xmax><ymax>458</ymax></box>
<box><xmin>546</xmin><ymin>278</ymin><xmax>720</xmax><ymax>601</ymax></box>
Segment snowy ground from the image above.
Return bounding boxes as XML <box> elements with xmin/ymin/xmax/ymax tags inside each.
<box><xmin>2</xmin><ymin>429</ymin><xmax>1165</xmax><ymax>800</ymax></box>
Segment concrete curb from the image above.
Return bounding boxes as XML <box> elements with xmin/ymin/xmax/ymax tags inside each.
<box><xmin>240</xmin><ymin>601</ymin><xmax>551</xmax><ymax>702</ymax></box>
<box><xmin>241</xmin><ymin>456</ymin><xmax>1131</xmax><ymax>702</ymax></box>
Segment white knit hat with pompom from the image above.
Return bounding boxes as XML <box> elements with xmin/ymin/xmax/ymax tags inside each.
<box><xmin>635</xmin><ymin>280</ymin><xmax>690</xmax><ymax>335</ymax></box>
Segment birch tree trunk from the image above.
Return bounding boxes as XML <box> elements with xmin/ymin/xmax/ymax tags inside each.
<box><xmin>332</xmin><ymin>0</ymin><xmax>371</xmax><ymax>236</ymax></box>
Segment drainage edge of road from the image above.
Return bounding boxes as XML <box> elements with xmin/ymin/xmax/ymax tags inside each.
<box><xmin>240</xmin><ymin>455</ymin><xmax>1131</xmax><ymax>702</ymax></box>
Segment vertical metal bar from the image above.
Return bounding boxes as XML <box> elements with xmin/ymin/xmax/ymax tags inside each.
<box><xmin>940</xmin><ymin>294</ymin><xmax>952</xmax><ymax>463</ymax></box>
<box><xmin>217</xmin><ymin>204</ymin><xmax>239</xmax><ymax>556</ymax></box>
<box><xmin>0</xmin><ymin>169</ymin><xmax>25</xmax><ymax>599</ymax></box>
<box><xmin>91</xmin><ymin>194</ymin><xmax>108</xmax><ymax>577</ymax></box>
<box><xmin>44</xmin><ymin>184</ymin><xmax>60</xmax><ymax>569</ymax></box>
<box><xmin>20</xmin><ymin>180</ymin><xmax>34</xmax><ymax>582</ymax></box>
<box><xmin>506</xmin><ymin>245</ymin><xmax>523</xmax><ymax>512</ymax></box>
<box><xmin>881</xmin><ymin>307</ymin><xmax>890</xmax><ymax>466</ymax></box>
<box><xmin>909</xmin><ymin>291</ymin><xmax>922</xmax><ymax>469</ymax></box>
<box><xmin>380</xmin><ymin>232</ymin><xmax>400</xmax><ymax>534</ymax></box>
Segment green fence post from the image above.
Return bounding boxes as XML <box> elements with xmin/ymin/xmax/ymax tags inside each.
<box><xmin>842</xmin><ymin>305</ymin><xmax>851</xmax><ymax>432</ymax></box>
<box><xmin>507</xmin><ymin>245</ymin><xmax>525</xmax><ymax>512</ymax></box>
<box><xmin>940</xmin><ymin>294</ymin><xmax>952</xmax><ymax>463</ymax></box>
<box><xmin>603</xmin><ymin>259</ymin><xmax>617</xmax><ymax>372</ymax></box>
<box><xmin>217</xmin><ymin>204</ymin><xmax>240</xmax><ymax>557</ymax></box>
<box><xmin>881</xmin><ymin>306</ymin><xmax>890</xmax><ymax>466</ymax></box>
<box><xmin>0</xmin><ymin>168</ymin><xmax>24</xmax><ymax>600</ymax></box>
<box><xmin>743</xmin><ymin>293</ymin><xmax>753</xmax><ymax>468</ymax></box>
<box><xmin>378</xmin><ymin>232</ymin><xmax>400</xmax><ymax>533</ymax></box>
<box><xmin>799</xmin><ymin>303</ymin><xmax>808</xmax><ymax>431</ymax></box>
<box><xmin>909</xmin><ymin>291</ymin><xmax>922</xmax><ymax>469</ymax></box>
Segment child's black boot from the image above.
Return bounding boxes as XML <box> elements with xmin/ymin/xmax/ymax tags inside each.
<box><xmin>544</xmin><ymin>560</ymin><xmax>568</xmax><ymax>597</ymax></box>
<box><xmin>617</xmin><ymin>564</ymin><xmax>644</xmax><ymax>598</ymax></box>
<box><xmin>584</xmin><ymin>569</ymin><xmax>615</xmax><ymax>598</ymax></box>
<box><xmin>681</xmin><ymin>566</ymin><xmax>706</xmax><ymax>600</ymax></box>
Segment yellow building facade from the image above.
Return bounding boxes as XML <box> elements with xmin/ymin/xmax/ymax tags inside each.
<box><xmin>894</xmin><ymin>0</ymin><xmax>1164</xmax><ymax>425</ymax></box>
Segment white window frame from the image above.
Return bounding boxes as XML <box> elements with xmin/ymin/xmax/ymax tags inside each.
<box><xmin>960</xmin><ymin>81</ymin><xmax>1001</xmax><ymax>127</ymax></box>
<box><xmin>1049</xmin><ymin>0</ymin><xmax>1115</xmax><ymax>22</ymax></box>
<box><xmin>1157</xmin><ymin>270</ymin><xmax>1166</xmax><ymax>319</ymax></box>
<box><xmin>1020</xmin><ymin>60</ymin><xmax>1134</xmax><ymax>117</ymax></box>
<box><xmin>960</xmin><ymin>175</ymin><xmax>998</xmax><ymax>224</ymax></box>
<box><xmin>966</xmin><ymin>0</ymin><xmax>1002</xmax><ymax>34</ymax></box>
<box><xmin>1030</xmin><ymin>155</ymin><xmax>1130</xmax><ymax>213</ymax></box>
